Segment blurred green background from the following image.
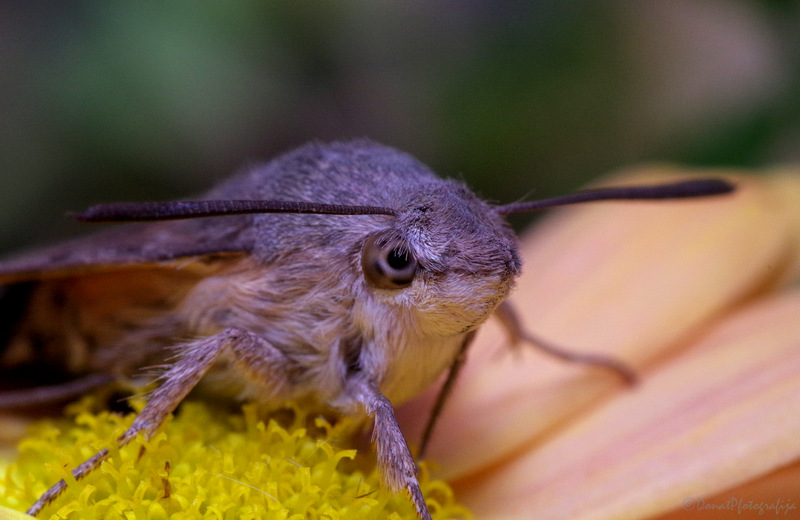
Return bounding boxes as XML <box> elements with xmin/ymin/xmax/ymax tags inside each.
<box><xmin>1</xmin><ymin>1</ymin><xmax>799</xmax><ymax>253</ymax></box>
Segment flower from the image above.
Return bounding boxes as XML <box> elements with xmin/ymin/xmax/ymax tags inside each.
<box><xmin>397</xmin><ymin>166</ymin><xmax>800</xmax><ymax>520</ymax></box>
<box><xmin>0</xmin><ymin>399</ymin><xmax>469</xmax><ymax>519</ymax></box>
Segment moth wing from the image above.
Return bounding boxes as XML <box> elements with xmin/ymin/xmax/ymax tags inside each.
<box><xmin>0</xmin><ymin>215</ymin><xmax>256</xmax><ymax>390</ymax></box>
<box><xmin>0</xmin><ymin>215</ymin><xmax>254</xmax><ymax>284</ymax></box>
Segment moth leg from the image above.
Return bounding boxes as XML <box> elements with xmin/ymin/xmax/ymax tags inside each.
<box><xmin>117</xmin><ymin>328</ymin><xmax>266</xmax><ymax>445</ymax></box>
<box><xmin>418</xmin><ymin>330</ymin><xmax>476</xmax><ymax>458</ymax></box>
<box><xmin>348</xmin><ymin>377</ymin><xmax>432</xmax><ymax>520</ymax></box>
<box><xmin>27</xmin><ymin>328</ymin><xmax>283</xmax><ymax>516</ymax></box>
<box><xmin>495</xmin><ymin>300</ymin><xmax>637</xmax><ymax>384</ymax></box>
<box><xmin>0</xmin><ymin>373</ymin><xmax>115</xmax><ymax>409</ymax></box>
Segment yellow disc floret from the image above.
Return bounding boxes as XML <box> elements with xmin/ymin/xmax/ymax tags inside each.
<box><xmin>0</xmin><ymin>400</ymin><xmax>470</xmax><ymax>520</ymax></box>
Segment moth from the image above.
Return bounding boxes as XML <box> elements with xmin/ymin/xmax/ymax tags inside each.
<box><xmin>0</xmin><ymin>140</ymin><xmax>734</xmax><ymax>519</ymax></box>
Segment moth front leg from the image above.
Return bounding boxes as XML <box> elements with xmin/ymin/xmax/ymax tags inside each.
<box><xmin>495</xmin><ymin>300</ymin><xmax>637</xmax><ymax>384</ymax></box>
<box><xmin>348</xmin><ymin>377</ymin><xmax>431</xmax><ymax>520</ymax></box>
<box><xmin>418</xmin><ymin>330</ymin><xmax>476</xmax><ymax>458</ymax></box>
<box><xmin>27</xmin><ymin>328</ymin><xmax>287</xmax><ymax>516</ymax></box>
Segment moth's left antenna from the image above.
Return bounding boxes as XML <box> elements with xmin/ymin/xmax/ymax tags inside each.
<box><xmin>72</xmin><ymin>200</ymin><xmax>397</xmax><ymax>222</ymax></box>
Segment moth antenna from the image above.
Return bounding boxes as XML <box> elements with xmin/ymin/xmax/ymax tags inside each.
<box><xmin>496</xmin><ymin>178</ymin><xmax>735</xmax><ymax>215</ymax></box>
<box><xmin>72</xmin><ymin>200</ymin><xmax>397</xmax><ymax>222</ymax></box>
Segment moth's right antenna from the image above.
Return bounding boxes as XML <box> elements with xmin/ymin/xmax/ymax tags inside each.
<box><xmin>496</xmin><ymin>178</ymin><xmax>735</xmax><ymax>215</ymax></box>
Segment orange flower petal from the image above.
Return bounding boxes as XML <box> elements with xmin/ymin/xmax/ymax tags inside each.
<box><xmin>653</xmin><ymin>460</ymin><xmax>800</xmax><ymax>520</ymax></box>
<box><xmin>458</xmin><ymin>287</ymin><xmax>800</xmax><ymax>520</ymax></box>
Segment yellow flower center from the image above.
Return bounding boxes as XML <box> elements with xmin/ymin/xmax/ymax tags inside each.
<box><xmin>0</xmin><ymin>399</ymin><xmax>470</xmax><ymax>519</ymax></box>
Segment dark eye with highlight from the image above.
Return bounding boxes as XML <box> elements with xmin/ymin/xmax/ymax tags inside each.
<box><xmin>361</xmin><ymin>234</ymin><xmax>419</xmax><ymax>289</ymax></box>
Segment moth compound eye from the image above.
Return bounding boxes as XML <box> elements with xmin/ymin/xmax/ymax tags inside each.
<box><xmin>361</xmin><ymin>234</ymin><xmax>418</xmax><ymax>290</ymax></box>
